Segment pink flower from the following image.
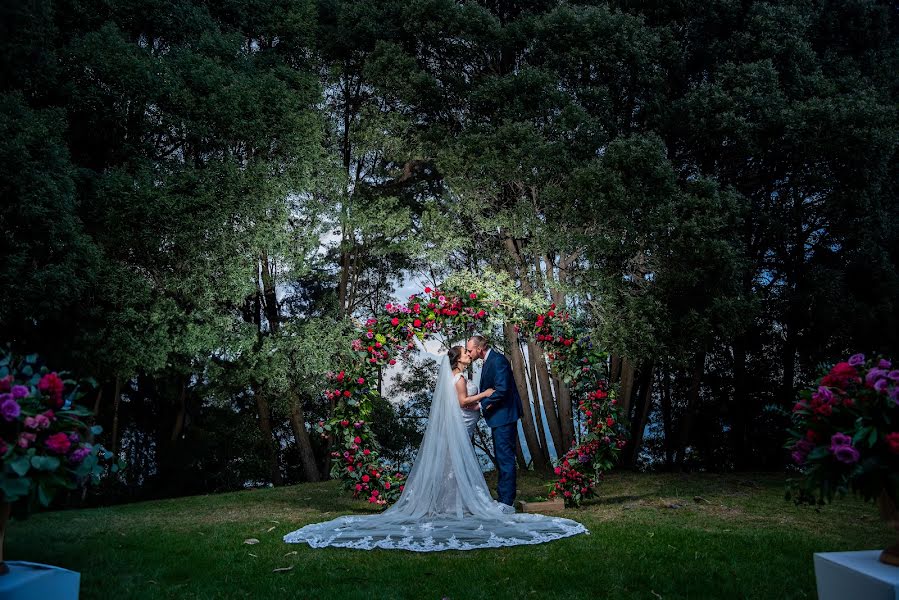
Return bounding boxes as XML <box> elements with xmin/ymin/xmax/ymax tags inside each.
<box><xmin>354</xmin><ymin>436</ymin><xmax>362</xmax><ymax>444</ymax></box>
<box><xmin>357</xmin><ymin>377</ymin><xmax>365</xmax><ymax>385</ymax></box>
<box><xmin>469</xmin><ymin>293</ymin><xmax>477</xmax><ymax>299</ymax></box>
<box><xmin>18</xmin><ymin>432</ymin><xmax>36</xmax><ymax>448</ymax></box>
<box><xmin>363</xmin><ymin>448</ymin><xmax>371</xmax><ymax>455</ymax></box>
<box><xmin>362</xmin><ymin>475</ymin><xmax>370</xmax><ymax>482</ymax></box>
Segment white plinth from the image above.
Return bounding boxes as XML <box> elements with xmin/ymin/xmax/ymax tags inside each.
<box><xmin>0</xmin><ymin>561</ymin><xmax>81</xmax><ymax>600</ymax></box>
<box><xmin>814</xmin><ymin>550</ymin><xmax>899</xmax><ymax>600</ymax></box>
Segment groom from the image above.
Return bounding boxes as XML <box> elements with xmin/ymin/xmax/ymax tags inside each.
<box><xmin>466</xmin><ymin>335</ymin><xmax>523</xmax><ymax>511</ymax></box>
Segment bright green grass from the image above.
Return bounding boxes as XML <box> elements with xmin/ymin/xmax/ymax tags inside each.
<box><xmin>6</xmin><ymin>471</ymin><xmax>892</xmax><ymax>599</ymax></box>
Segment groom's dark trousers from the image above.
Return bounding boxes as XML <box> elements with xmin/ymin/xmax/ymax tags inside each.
<box><xmin>492</xmin><ymin>422</ymin><xmax>517</xmax><ymax>506</ymax></box>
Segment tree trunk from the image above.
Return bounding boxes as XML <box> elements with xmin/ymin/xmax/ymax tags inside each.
<box><xmin>288</xmin><ymin>392</ymin><xmax>320</xmax><ymax>482</ymax></box>
<box><xmin>609</xmin><ymin>354</ymin><xmax>622</xmax><ymax>383</ymax></box>
<box><xmin>170</xmin><ymin>378</ymin><xmax>187</xmax><ymax>443</ymax></box>
<box><xmin>525</xmin><ymin>343</ymin><xmax>551</xmax><ymax>465</ymax></box>
<box><xmin>503</xmin><ymin>323</ymin><xmax>548</xmax><ymax>471</ymax></box>
<box><xmin>528</xmin><ymin>340</ymin><xmax>563</xmax><ymax>457</ymax></box>
<box><xmin>111</xmin><ymin>376</ymin><xmax>122</xmax><ymax>457</ymax></box>
<box><xmin>255</xmin><ymin>389</ymin><xmax>283</xmax><ymax>486</ymax></box>
<box><xmin>619</xmin><ymin>359</ymin><xmax>637</xmax><ymax>421</ymax></box>
<box><xmin>553</xmin><ymin>376</ymin><xmax>575</xmax><ymax>451</ymax></box>
<box><xmin>660</xmin><ymin>365</ymin><xmax>674</xmax><ymax>470</ymax></box>
<box><xmin>731</xmin><ymin>336</ymin><xmax>750</xmax><ymax>470</ymax></box>
<box><xmin>624</xmin><ymin>361</ymin><xmax>655</xmax><ymax>468</ymax></box>
<box><xmin>259</xmin><ymin>250</ymin><xmax>280</xmax><ymax>333</ymax></box>
<box><xmin>676</xmin><ymin>352</ymin><xmax>706</xmax><ymax>469</ymax></box>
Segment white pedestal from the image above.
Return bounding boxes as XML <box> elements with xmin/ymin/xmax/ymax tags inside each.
<box><xmin>814</xmin><ymin>551</ymin><xmax>899</xmax><ymax>600</ymax></box>
<box><xmin>0</xmin><ymin>561</ymin><xmax>81</xmax><ymax>600</ymax></box>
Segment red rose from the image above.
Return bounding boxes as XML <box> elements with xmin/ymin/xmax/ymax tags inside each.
<box><xmin>38</xmin><ymin>372</ymin><xmax>65</xmax><ymax>407</ymax></box>
<box><xmin>340</xmin><ymin>419</ymin><xmax>349</xmax><ymax>427</ymax></box>
<box><xmin>336</xmin><ymin>371</ymin><xmax>345</xmax><ymax>381</ymax></box>
<box><xmin>354</xmin><ymin>436</ymin><xmax>362</xmax><ymax>444</ymax></box>
<box><xmin>362</xmin><ymin>475</ymin><xmax>370</xmax><ymax>482</ymax></box>
<box><xmin>606</xmin><ymin>417</ymin><xmax>614</xmax><ymax>427</ymax></box>
<box><xmin>477</xmin><ymin>310</ymin><xmax>486</xmax><ymax>318</ymax></box>
<box><xmin>385</xmin><ymin>482</ymin><xmax>391</xmax><ymax>490</ymax></box>
<box><xmin>413</xmin><ymin>319</ymin><xmax>422</xmax><ymax>327</ymax></box>
<box><xmin>424</xmin><ymin>287</ymin><xmax>432</xmax><ymax>293</ymax></box>
<box><xmin>886</xmin><ymin>432</ymin><xmax>899</xmax><ymax>454</ymax></box>
<box><xmin>391</xmin><ymin>317</ymin><xmax>400</xmax><ymax>326</ymax></box>
<box><xmin>45</xmin><ymin>432</ymin><xmax>71</xmax><ymax>454</ymax></box>
<box><xmin>548</xmin><ymin>310</ymin><xmax>555</xmax><ymax>317</ymax></box>
<box><xmin>470</xmin><ymin>293</ymin><xmax>477</xmax><ymax>299</ymax></box>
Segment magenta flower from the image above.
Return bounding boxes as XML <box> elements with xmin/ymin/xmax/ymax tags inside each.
<box><xmin>45</xmin><ymin>432</ymin><xmax>72</xmax><ymax>454</ymax></box>
<box><xmin>830</xmin><ymin>432</ymin><xmax>852</xmax><ymax>449</ymax></box>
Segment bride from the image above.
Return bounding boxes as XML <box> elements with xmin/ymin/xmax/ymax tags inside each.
<box><xmin>283</xmin><ymin>348</ymin><xmax>588</xmax><ymax>551</ymax></box>
<box><xmin>448</xmin><ymin>345</ymin><xmax>491</xmax><ymax>439</ymax></box>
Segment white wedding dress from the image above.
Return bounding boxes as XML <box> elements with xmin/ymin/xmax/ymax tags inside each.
<box><xmin>458</xmin><ymin>373</ymin><xmax>481</xmax><ymax>438</ymax></box>
<box><xmin>283</xmin><ymin>356</ymin><xmax>588</xmax><ymax>552</ymax></box>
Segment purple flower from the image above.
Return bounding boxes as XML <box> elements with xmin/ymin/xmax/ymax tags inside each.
<box><xmin>10</xmin><ymin>385</ymin><xmax>29</xmax><ymax>399</ymax></box>
<box><xmin>0</xmin><ymin>397</ymin><xmax>20</xmax><ymax>421</ymax></box>
<box><xmin>866</xmin><ymin>368</ymin><xmax>887</xmax><ymax>386</ymax></box>
<box><xmin>874</xmin><ymin>378</ymin><xmax>890</xmax><ymax>393</ymax></box>
<box><xmin>833</xmin><ymin>445</ymin><xmax>860</xmax><ymax>464</ymax></box>
<box><xmin>68</xmin><ymin>446</ymin><xmax>92</xmax><ymax>464</ymax></box>
<box><xmin>365</xmin><ymin>332</ymin><xmax>374</xmax><ymax>339</ymax></box>
<box><xmin>791</xmin><ymin>450</ymin><xmax>806</xmax><ymax>465</ymax></box>
<box><xmin>813</xmin><ymin>386</ymin><xmax>834</xmax><ymax>403</ymax></box>
<box><xmin>830</xmin><ymin>432</ymin><xmax>852</xmax><ymax>448</ymax></box>
<box><xmin>878</xmin><ymin>359</ymin><xmax>892</xmax><ymax>369</ymax></box>
<box><xmin>848</xmin><ymin>353</ymin><xmax>865</xmax><ymax>366</ymax></box>
<box><xmin>68</xmin><ymin>432</ymin><xmax>80</xmax><ymax>444</ymax></box>
<box><xmin>795</xmin><ymin>439</ymin><xmax>814</xmax><ymax>453</ymax></box>
<box><xmin>888</xmin><ymin>370</ymin><xmax>899</xmax><ymax>382</ymax></box>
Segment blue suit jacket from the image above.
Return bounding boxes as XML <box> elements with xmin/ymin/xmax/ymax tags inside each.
<box><xmin>479</xmin><ymin>349</ymin><xmax>523</xmax><ymax>428</ymax></box>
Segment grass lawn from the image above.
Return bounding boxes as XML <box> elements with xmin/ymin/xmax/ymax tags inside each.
<box><xmin>6</xmin><ymin>471</ymin><xmax>892</xmax><ymax>599</ymax></box>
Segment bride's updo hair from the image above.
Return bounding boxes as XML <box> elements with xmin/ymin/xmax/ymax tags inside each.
<box><xmin>448</xmin><ymin>346</ymin><xmax>465</xmax><ymax>370</ymax></box>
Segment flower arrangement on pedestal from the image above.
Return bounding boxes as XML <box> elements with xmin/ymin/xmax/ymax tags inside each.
<box><xmin>0</xmin><ymin>351</ymin><xmax>121</xmax><ymax>573</ymax></box>
<box><xmin>786</xmin><ymin>353</ymin><xmax>899</xmax><ymax>565</ymax></box>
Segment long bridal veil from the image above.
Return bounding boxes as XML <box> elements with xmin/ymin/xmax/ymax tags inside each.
<box><xmin>283</xmin><ymin>355</ymin><xmax>588</xmax><ymax>551</ymax></box>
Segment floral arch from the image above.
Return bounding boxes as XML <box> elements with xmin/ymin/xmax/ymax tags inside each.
<box><xmin>314</xmin><ymin>273</ymin><xmax>626</xmax><ymax>507</ymax></box>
